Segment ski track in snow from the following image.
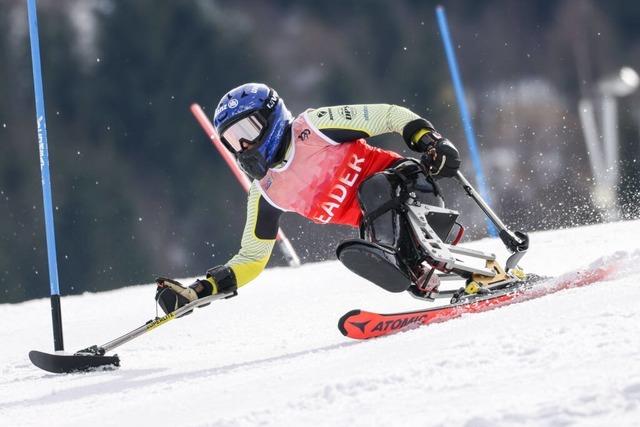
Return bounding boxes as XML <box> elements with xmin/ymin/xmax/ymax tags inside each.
<box><xmin>1</xmin><ymin>220</ymin><xmax>640</xmax><ymax>426</ymax></box>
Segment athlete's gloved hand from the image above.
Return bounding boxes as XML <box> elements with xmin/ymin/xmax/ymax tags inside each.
<box><xmin>155</xmin><ymin>277</ymin><xmax>210</xmax><ymax>315</ymax></box>
<box><xmin>402</xmin><ymin>119</ymin><xmax>462</xmax><ymax>178</ymax></box>
<box><xmin>419</xmin><ymin>136</ymin><xmax>461</xmax><ymax>178</ymax></box>
<box><xmin>154</xmin><ymin>266</ymin><xmax>238</xmax><ymax>316</ymax></box>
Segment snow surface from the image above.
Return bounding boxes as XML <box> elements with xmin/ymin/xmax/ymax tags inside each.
<box><xmin>2</xmin><ymin>220</ymin><xmax>640</xmax><ymax>427</ymax></box>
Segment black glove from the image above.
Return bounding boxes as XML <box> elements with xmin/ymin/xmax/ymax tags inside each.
<box><xmin>155</xmin><ymin>277</ymin><xmax>204</xmax><ymax>316</ymax></box>
<box><xmin>420</xmin><ymin>138</ymin><xmax>461</xmax><ymax>178</ymax></box>
<box><xmin>154</xmin><ymin>266</ymin><xmax>238</xmax><ymax>316</ymax></box>
<box><xmin>402</xmin><ymin>120</ymin><xmax>461</xmax><ymax>178</ymax></box>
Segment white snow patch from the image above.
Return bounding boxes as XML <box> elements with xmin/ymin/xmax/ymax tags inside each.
<box><xmin>1</xmin><ymin>220</ymin><xmax>640</xmax><ymax>426</ymax></box>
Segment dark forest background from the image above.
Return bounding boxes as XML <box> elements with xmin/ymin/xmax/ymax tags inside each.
<box><xmin>1</xmin><ymin>0</ymin><xmax>640</xmax><ymax>303</ymax></box>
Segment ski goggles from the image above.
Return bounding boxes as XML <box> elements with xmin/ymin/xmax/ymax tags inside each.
<box><xmin>221</xmin><ymin>113</ymin><xmax>266</xmax><ymax>153</ymax></box>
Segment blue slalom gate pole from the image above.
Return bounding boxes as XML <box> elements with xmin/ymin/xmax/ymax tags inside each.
<box><xmin>436</xmin><ymin>5</ymin><xmax>497</xmax><ymax>237</ymax></box>
<box><xmin>27</xmin><ymin>0</ymin><xmax>64</xmax><ymax>351</ymax></box>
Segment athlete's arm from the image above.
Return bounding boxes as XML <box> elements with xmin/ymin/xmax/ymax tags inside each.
<box><xmin>306</xmin><ymin>104</ymin><xmax>430</xmax><ymax>144</ymax></box>
<box><xmin>306</xmin><ymin>104</ymin><xmax>450</xmax><ymax>159</ymax></box>
<box><xmin>224</xmin><ymin>181</ymin><xmax>282</xmax><ymax>287</ymax></box>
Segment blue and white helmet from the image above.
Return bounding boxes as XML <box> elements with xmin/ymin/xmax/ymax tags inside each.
<box><xmin>213</xmin><ymin>83</ymin><xmax>292</xmax><ymax>180</ymax></box>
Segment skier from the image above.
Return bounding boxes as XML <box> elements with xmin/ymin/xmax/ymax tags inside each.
<box><xmin>156</xmin><ymin>82</ymin><xmax>461</xmax><ymax>313</ymax></box>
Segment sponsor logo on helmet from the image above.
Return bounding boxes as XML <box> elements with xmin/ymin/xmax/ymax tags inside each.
<box><xmin>228</xmin><ymin>98</ymin><xmax>239</xmax><ymax>108</ymax></box>
<box><xmin>214</xmin><ymin>103</ymin><xmax>227</xmax><ymax>116</ymax></box>
<box><xmin>266</xmin><ymin>94</ymin><xmax>278</xmax><ymax>110</ymax></box>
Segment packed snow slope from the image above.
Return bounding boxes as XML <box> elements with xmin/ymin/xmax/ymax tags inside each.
<box><xmin>2</xmin><ymin>220</ymin><xmax>640</xmax><ymax>427</ymax></box>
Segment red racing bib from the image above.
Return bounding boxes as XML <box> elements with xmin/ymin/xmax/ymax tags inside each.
<box><xmin>257</xmin><ymin>112</ymin><xmax>401</xmax><ymax>227</ymax></box>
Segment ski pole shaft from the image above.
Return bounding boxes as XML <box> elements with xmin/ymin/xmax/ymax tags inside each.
<box><xmin>455</xmin><ymin>171</ymin><xmax>528</xmax><ymax>254</ymax></box>
<box><xmin>97</xmin><ymin>318</ymin><xmax>167</xmax><ymax>354</ymax></box>
<box><xmin>455</xmin><ymin>171</ymin><xmax>510</xmax><ymax>233</ymax></box>
<box><xmin>96</xmin><ymin>291</ymin><xmax>235</xmax><ymax>354</ymax></box>
<box><xmin>190</xmin><ymin>103</ymin><xmax>300</xmax><ymax>267</ymax></box>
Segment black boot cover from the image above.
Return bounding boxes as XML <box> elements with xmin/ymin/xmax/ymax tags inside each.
<box><xmin>337</xmin><ymin>239</ymin><xmax>412</xmax><ymax>293</ymax></box>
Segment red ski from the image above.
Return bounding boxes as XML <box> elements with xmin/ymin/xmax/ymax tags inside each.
<box><xmin>338</xmin><ymin>263</ymin><xmax>618</xmax><ymax>340</ymax></box>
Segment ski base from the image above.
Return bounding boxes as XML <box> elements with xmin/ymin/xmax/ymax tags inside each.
<box><xmin>28</xmin><ymin>350</ymin><xmax>120</xmax><ymax>374</ymax></box>
<box><xmin>339</xmin><ymin>263</ymin><xmax>616</xmax><ymax>340</ymax></box>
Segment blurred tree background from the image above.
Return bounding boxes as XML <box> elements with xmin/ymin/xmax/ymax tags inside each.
<box><xmin>1</xmin><ymin>0</ymin><xmax>639</xmax><ymax>302</ymax></box>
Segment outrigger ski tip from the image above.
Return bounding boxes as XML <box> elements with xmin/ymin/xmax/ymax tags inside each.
<box><xmin>28</xmin><ymin>350</ymin><xmax>120</xmax><ymax>374</ymax></box>
<box><xmin>29</xmin><ymin>278</ymin><xmax>237</xmax><ymax>374</ymax></box>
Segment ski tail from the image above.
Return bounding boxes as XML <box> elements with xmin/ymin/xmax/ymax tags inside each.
<box><xmin>338</xmin><ymin>310</ymin><xmax>362</xmax><ymax>336</ymax></box>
